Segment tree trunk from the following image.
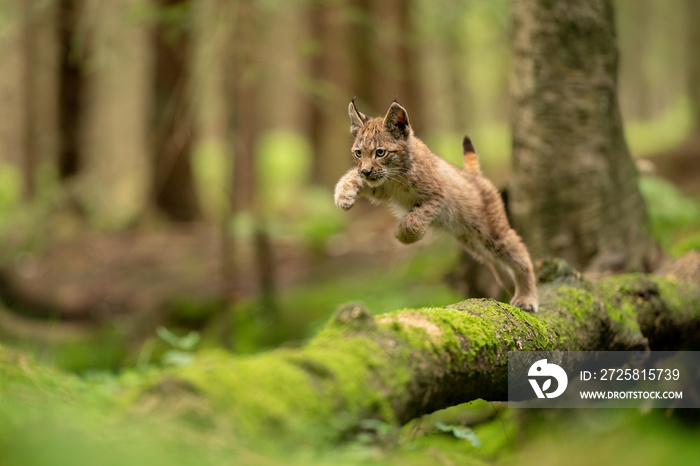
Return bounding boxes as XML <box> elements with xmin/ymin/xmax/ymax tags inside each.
<box><xmin>78</xmin><ymin>0</ymin><xmax>150</xmax><ymax>229</ymax></box>
<box><xmin>230</xmin><ymin>0</ymin><xmax>259</xmax><ymax>214</ymax></box>
<box><xmin>307</xmin><ymin>1</ymin><xmax>352</xmax><ymax>188</ymax></box>
<box><xmin>369</xmin><ymin>0</ymin><xmax>404</xmax><ymax>110</ymax></box>
<box><xmin>398</xmin><ymin>0</ymin><xmax>423</xmax><ymax>133</ymax></box>
<box><xmin>229</xmin><ymin>0</ymin><xmax>278</xmax><ymax>321</ymax></box>
<box><xmin>0</xmin><ymin>1</ymin><xmax>57</xmax><ymax>201</ymax></box>
<box><xmin>20</xmin><ymin>0</ymin><xmax>38</xmax><ymax>201</ymax></box>
<box><xmin>443</xmin><ymin>2</ymin><xmax>471</xmax><ymax>134</ymax></box>
<box><xmin>349</xmin><ymin>0</ymin><xmax>373</xmax><ymax>113</ymax></box>
<box><xmin>509</xmin><ymin>0</ymin><xmax>658</xmax><ymax>274</ymax></box>
<box><xmin>57</xmin><ymin>0</ymin><xmax>85</xmax><ymax>181</ymax></box>
<box><xmin>152</xmin><ymin>0</ymin><xmax>201</xmax><ymax>222</ymax></box>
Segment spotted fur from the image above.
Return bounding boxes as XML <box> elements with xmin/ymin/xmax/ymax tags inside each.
<box><xmin>335</xmin><ymin>100</ymin><xmax>539</xmax><ymax>312</ymax></box>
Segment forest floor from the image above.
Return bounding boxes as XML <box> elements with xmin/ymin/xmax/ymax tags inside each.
<box><xmin>0</xmin><ymin>204</ymin><xmax>418</xmax><ymax>320</ymax></box>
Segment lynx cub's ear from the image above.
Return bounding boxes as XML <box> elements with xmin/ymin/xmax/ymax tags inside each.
<box><xmin>348</xmin><ymin>99</ymin><xmax>369</xmax><ymax>138</ymax></box>
<box><xmin>383</xmin><ymin>101</ymin><xmax>411</xmax><ymax>140</ymax></box>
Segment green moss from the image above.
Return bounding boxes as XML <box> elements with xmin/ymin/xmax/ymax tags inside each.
<box><xmin>590</xmin><ymin>273</ymin><xmax>700</xmax><ymax>349</ymax></box>
<box><xmin>379</xmin><ymin>313</ymin><xmax>442</xmax><ymax>356</ymax></box>
<box><xmin>543</xmin><ymin>286</ymin><xmax>595</xmax><ymax>319</ymax></box>
<box><xmin>328</xmin><ymin>302</ymin><xmax>376</xmax><ymax>331</ymax></box>
<box><xmin>303</xmin><ymin>336</ymin><xmax>398</xmax><ymax>420</ymax></box>
<box><xmin>654</xmin><ymin>277</ymin><xmax>700</xmax><ymax>319</ymax></box>
<box><xmin>375</xmin><ymin>300</ymin><xmax>559</xmax><ymax>365</ymax></box>
<box><xmin>174</xmin><ymin>349</ymin><xmax>338</xmax><ymax>440</ymax></box>
<box><xmin>0</xmin><ymin>345</ymin><xmax>256</xmax><ymax>466</ymax></box>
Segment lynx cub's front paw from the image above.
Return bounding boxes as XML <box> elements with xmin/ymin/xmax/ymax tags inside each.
<box><xmin>334</xmin><ymin>187</ymin><xmax>357</xmax><ymax>210</ymax></box>
<box><xmin>334</xmin><ymin>171</ymin><xmax>362</xmax><ymax>210</ymax></box>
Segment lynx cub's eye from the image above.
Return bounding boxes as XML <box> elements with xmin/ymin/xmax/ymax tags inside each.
<box><xmin>354</xmin><ymin>150</ymin><xmax>362</xmax><ymax>158</ymax></box>
<box><xmin>375</xmin><ymin>149</ymin><xmax>386</xmax><ymax>157</ymax></box>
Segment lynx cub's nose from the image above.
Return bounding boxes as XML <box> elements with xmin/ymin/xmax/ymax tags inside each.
<box><xmin>361</xmin><ymin>168</ymin><xmax>372</xmax><ymax>177</ymax></box>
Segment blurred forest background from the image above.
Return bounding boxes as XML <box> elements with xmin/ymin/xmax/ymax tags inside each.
<box><xmin>1</xmin><ymin>0</ymin><xmax>699</xmax><ymax>363</ymax></box>
<box><xmin>1</xmin><ymin>0</ymin><xmax>700</xmax><ymax>464</ymax></box>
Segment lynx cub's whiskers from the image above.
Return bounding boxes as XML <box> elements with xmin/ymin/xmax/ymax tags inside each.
<box><xmin>334</xmin><ymin>100</ymin><xmax>539</xmax><ymax>312</ymax></box>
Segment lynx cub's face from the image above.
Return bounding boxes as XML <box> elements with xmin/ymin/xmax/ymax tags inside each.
<box><xmin>348</xmin><ymin>100</ymin><xmax>412</xmax><ymax>188</ymax></box>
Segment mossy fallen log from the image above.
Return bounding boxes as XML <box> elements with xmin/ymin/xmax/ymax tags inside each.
<box><xmin>148</xmin><ymin>262</ymin><xmax>700</xmax><ymax>442</ymax></box>
<box><xmin>2</xmin><ymin>262</ymin><xmax>699</xmax><ymax>445</ymax></box>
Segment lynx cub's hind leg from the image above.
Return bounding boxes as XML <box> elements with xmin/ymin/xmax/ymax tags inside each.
<box><xmin>498</xmin><ymin>231</ymin><xmax>539</xmax><ymax>313</ymax></box>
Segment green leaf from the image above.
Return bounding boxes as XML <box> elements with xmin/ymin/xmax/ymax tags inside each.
<box><xmin>177</xmin><ymin>331</ymin><xmax>200</xmax><ymax>351</ymax></box>
<box><xmin>156</xmin><ymin>326</ymin><xmax>180</xmax><ymax>348</ymax></box>
<box><xmin>434</xmin><ymin>422</ymin><xmax>481</xmax><ymax>447</ymax></box>
<box><xmin>162</xmin><ymin>350</ymin><xmax>195</xmax><ymax>367</ymax></box>
<box><xmin>451</xmin><ymin>426</ymin><xmax>481</xmax><ymax>447</ymax></box>
<box><xmin>435</xmin><ymin>421</ymin><xmax>453</xmax><ymax>432</ymax></box>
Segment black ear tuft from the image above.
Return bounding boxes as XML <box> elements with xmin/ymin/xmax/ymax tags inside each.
<box><xmin>383</xmin><ymin>102</ymin><xmax>411</xmax><ymax>140</ymax></box>
<box><xmin>348</xmin><ymin>99</ymin><xmax>369</xmax><ymax>137</ymax></box>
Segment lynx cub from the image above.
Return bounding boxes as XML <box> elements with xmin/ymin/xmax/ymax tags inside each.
<box><xmin>334</xmin><ymin>100</ymin><xmax>539</xmax><ymax>312</ymax></box>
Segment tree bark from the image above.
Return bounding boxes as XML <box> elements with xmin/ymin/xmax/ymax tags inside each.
<box><xmin>509</xmin><ymin>0</ymin><xmax>658</xmax><ymax>274</ymax></box>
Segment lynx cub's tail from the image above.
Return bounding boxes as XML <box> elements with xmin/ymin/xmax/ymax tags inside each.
<box><xmin>462</xmin><ymin>136</ymin><xmax>481</xmax><ymax>174</ymax></box>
